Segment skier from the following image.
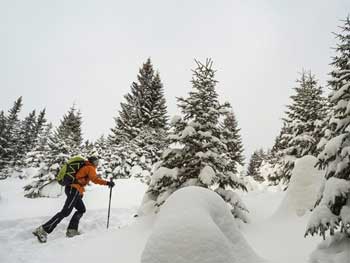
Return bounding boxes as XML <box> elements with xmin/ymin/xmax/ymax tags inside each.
<box><xmin>32</xmin><ymin>156</ymin><xmax>115</xmax><ymax>243</ymax></box>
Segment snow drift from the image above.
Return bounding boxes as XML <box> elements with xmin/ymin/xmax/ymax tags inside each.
<box><xmin>273</xmin><ymin>155</ymin><xmax>324</xmax><ymax>218</ymax></box>
<box><xmin>141</xmin><ymin>186</ymin><xmax>264</xmax><ymax>263</ymax></box>
<box><xmin>309</xmin><ymin>233</ymin><xmax>350</xmax><ymax>263</ymax></box>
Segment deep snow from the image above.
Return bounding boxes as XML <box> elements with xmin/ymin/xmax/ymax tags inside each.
<box><xmin>0</xmin><ymin>172</ymin><xmax>344</xmax><ymax>263</ymax></box>
<box><xmin>0</xmin><ymin>178</ymin><xmax>149</xmax><ymax>263</ymax></box>
<box><xmin>141</xmin><ymin>186</ymin><xmax>263</xmax><ymax>263</ymax></box>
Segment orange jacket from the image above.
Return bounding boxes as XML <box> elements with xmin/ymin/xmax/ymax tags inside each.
<box><xmin>71</xmin><ymin>161</ymin><xmax>107</xmax><ymax>194</ymax></box>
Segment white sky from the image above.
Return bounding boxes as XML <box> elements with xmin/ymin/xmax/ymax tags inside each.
<box><xmin>1</xmin><ymin>0</ymin><xmax>349</xmax><ymax>159</ymax></box>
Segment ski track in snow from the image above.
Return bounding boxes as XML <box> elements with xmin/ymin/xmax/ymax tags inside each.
<box><xmin>0</xmin><ymin>209</ymin><xmax>134</xmax><ymax>263</ymax></box>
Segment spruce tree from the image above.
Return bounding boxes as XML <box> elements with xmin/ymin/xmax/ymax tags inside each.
<box><xmin>25</xmin><ymin>122</ymin><xmax>52</xmax><ymax>169</ymax></box>
<box><xmin>272</xmin><ymin>71</ymin><xmax>327</xmax><ymax>184</ymax></box>
<box><xmin>109</xmin><ymin>58</ymin><xmax>168</xmax><ymax>144</ymax></box>
<box><xmin>32</xmin><ymin>109</ymin><xmax>47</xmax><ymax>146</ymax></box>
<box><xmin>52</xmin><ymin>105</ymin><xmax>83</xmax><ymax>152</ymax></box>
<box><xmin>221</xmin><ymin>110</ymin><xmax>244</xmax><ymax>175</ymax></box>
<box><xmin>108</xmin><ymin>59</ymin><xmax>168</xmax><ymax>181</ymax></box>
<box><xmin>15</xmin><ymin>110</ymin><xmax>37</xmax><ymax>164</ymax></box>
<box><xmin>0</xmin><ymin>111</ymin><xmax>6</xmax><ymax>161</ymax></box>
<box><xmin>147</xmin><ymin>72</ymin><xmax>168</xmax><ymax>130</ymax></box>
<box><xmin>284</xmin><ymin>71</ymin><xmax>326</xmax><ymax>155</ymax></box>
<box><xmin>266</xmin><ymin>123</ymin><xmax>291</xmax><ymax>185</ymax></box>
<box><xmin>246</xmin><ymin>149</ymin><xmax>265</xmax><ymax>182</ymax></box>
<box><xmin>147</xmin><ymin>59</ymin><xmax>247</xmax><ymax>221</ymax></box>
<box><xmin>24</xmin><ymin>107</ymin><xmax>84</xmax><ymax>198</ymax></box>
<box><xmin>0</xmin><ymin>97</ymin><xmax>23</xmax><ymax>172</ymax></box>
<box><xmin>305</xmin><ymin>17</ymin><xmax>350</xmax><ymax>239</ymax></box>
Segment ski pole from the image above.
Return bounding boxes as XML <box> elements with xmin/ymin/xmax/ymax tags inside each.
<box><xmin>107</xmin><ymin>178</ymin><xmax>113</xmax><ymax>229</ymax></box>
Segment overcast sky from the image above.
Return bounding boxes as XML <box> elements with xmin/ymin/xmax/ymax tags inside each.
<box><xmin>1</xmin><ymin>0</ymin><xmax>349</xmax><ymax>159</ymax></box>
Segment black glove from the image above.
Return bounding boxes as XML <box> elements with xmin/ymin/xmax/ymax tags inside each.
<box><xmin>107</xmin><ymin>181</ymin><xmax>115</xmax><ymax>188</ymax></box>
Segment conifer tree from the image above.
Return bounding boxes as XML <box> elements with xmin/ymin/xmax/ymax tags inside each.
<box><xmin>15</xmin><ymin>110</ymin><xmax>37</xmax><ymax>165</ymax></box>
<box><xmin>305</xmin><ymin>17</ymin><xmax>350</xmax><ymax>239</ymax></box>
<box><xmin>0</xmin><ymin>110</ymin><xmax>6</xmax><ymax>162</ymax></box>
<box><xmin>0</xmin><ymin>97</ymin><xmax>23</xmax><ymax>172</ymax></box>
<box><xmin>37</xmin><ymin>122</ymin><xmax>53</xmax><ymax>152</ymax></box>
<box><xmin>146</xmin><ymin>59</ymin><xmax>248</xmax><ymax>221</ymax></box>
<box><xmin>272</xmin><ymin>71</ymin><xmax>327</xmax><ymax>184</ymax></box>
<box><xmin>52</xmin><ymin>105</ymin><xmax>83</xmax><ymax>152</ymax></box>
<box><xmin>24</xmin><ymin>107</ymin><xmax>84</xmax><ymax>198</ymax></box>
<box><xmin>221</xmin><ymin>110</ymin><xmax>244</xmax><ymax>174</ymax></box>
<box><xmin>25</xmin><ymin>122</ymin><xmax>53</xmax><ymax>169</ymax></box>
<box><xmin>32</xmin><ymin>109</ymin><xmax>47</xmax><ymax>146</ymax></box>
<box><xmin>246</xmin><ymin>149</ymin><xmax>265</xmax><ymax>182</ymax></box>
<box><xmin>147</xmin><ymin>72</ymin><xmax>168</xmax><ymax>130</ymax></box>
<box><xmin>266</xmin><ymin>124</ymin><xmax>291</xmax><ymax>185</ymax></box>
<box><xmin>109</xmin><ymin>58</ymin><xmax>168</xmax><ymax>144</ymax></box>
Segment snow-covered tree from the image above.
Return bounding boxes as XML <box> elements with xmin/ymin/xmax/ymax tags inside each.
<box><xmin>108</xmin><ymin>58</ymin><xmax>168</xmax><ymax>181</ymax></box>
<box><xmin>52</xmin><ymin>105</ymin><xmax>83</xmax><ymax>153</ymax></box>
<box><xmin>24</xmin><ymin>122</ymin><xmax>53</xmax><ymax>169</ymax></box>
<box><xmin>146</xmin><ymin>59</ymin><xmax>248</xmax><ymax>222</ymax></box>
<box><xmin>15</xmin><ymin>110</ymin><xmax>37</xmax><ymax>165</ymax></box>
<box><xmin>305</xmin><ymin>17</ymin><xmax>350</xmax><ymax>239</ymax></box>
<box><xmin>0</xmin><ymin>97</ymin><xmax>23</xmax><ymax>174</ymax></box>
<box><xmin>246</xmin><ymin>149</ymin><xmax>265</xmax><ymax>182</ymax></box>
<box><xmin>109</xmin><ymin>58</ymin><xmax>168</xmax><ymax>144</ymax></box>
<box><xmin>32</xmin><ymin>109</ymin><xmax>47</xmax><ymax>146</ymax></box>
<box><xmin>24</xmin><ymin>106</ymin><xmax>84</xmax><ymax>198</ymax></box>
<box><xmin>147</xmin><ymin>72</ymin><xmax>168</xmax><ymax>130</ymax></box>
<box><xmin>0</xmin><ymin>110</ymin><xmax>7</xmax><ymax>166</ymax></box>
<box><xmin>272</xmin><ymin>71</ymin><xmax>327</xmax><ymax>184</ymax></box>
<box><xmin>221</xmin><ymin>110</ymin><xmax>244</xmax><ymax>175</ymax></box>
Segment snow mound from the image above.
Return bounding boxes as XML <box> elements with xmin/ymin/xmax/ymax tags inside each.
<box><xmin>310</xmin><ymin>233</ymin><xmax>350</xmax><ymax>263</ymax></box>
<box><xmin>273</xmin><ymin>155</ymin><xmax>324</xmax><ymax>218</ymax></box>
<box><xmin>40</xmin><ymin>181</ymin><xmax>62</xmax><ymax>198</ymax></box>
<box><xmin>141</xmin><ymin>186</ymin><xmax>264</xmax><ymax>263</ymax></box>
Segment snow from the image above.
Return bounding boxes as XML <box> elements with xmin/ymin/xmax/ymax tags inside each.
<box><xmin>199</xmin><ymin>165</ymin><xmax>215</xmax><ymax>185</ymax></box>
<box><xmin>241</xmin><ymin>189</ymin><xmax>319</xmax><ymax>263</ymax></box>
<box><xmin>180</xmin><ymin>125</ymin><xmax>196</xmax><ymax>139</ymax></box>
<box><xmin>170</xmin><ymin>115</ymin><xmax>182</xmax><ymax>125</ymax></box>
<box><xmin>330</xmin><ymin>83</ymin><xmax>350</xmax><ymax>102</ymax></box>
<box><xmin>150</xmin><ymin>167</ymin><xmax>178</xmax><ymax>184</ymax></box>
<box><xmin>39</xmin><ymin>180</ymin><xmax>62</xmax><ymax>198</ymax></box>
<box><xmin>318</xmin><ymin>134</ymin><xmax>346</xmax><ymax>161</ymax></box>
<box><xmin>321</xmin><ymin>177</ymin><xmax>350</xmax><ymax>206</ymax></box>
<box><xmin>0</xmin><ymin>178</ymin><xmax>149</xmax><ymax>263</ymax></box>
<box><xmin>310</xmin><ymin>233</ymin><xmax>350</xmax><ymax>263</ymax></box>
<box><xmin>306</xmin><ymin>205</ymin><xmax>340</xmax><ymax>237</ymax></box>
<box><xmin>0</xmin><ymin>174</ymin><xmax>343</xmax><ymax>263</ymax></box>
<box><xmin>340</xmin><ymin>205</ymin><xmax>350</xmax><ymax>227</ymax></box>
<box><xmin>141</xmin><ymin>186</ymin><xmax>263</xmax><ymax>263</ymax></box>
<box><xmin>273</xmin><ymin>156</ymin><xmax>325</xmax><ymax>217</ymax></box>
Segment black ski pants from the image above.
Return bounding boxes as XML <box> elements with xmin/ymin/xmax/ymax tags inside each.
<box><xmin>42</xmin><ymin>186</ymin><xmax>86</xmax><ymax>234</ymax></box>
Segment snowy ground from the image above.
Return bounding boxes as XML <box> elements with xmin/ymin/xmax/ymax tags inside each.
<box><xmin>241</xmin><ymin>190</ymin><xmax>319</xmax><ymax>263</ymax></box>
<box><xmin>0</xmin><ymin>177</ymin><xmax>324</xmax><ymax>263</ymax></box>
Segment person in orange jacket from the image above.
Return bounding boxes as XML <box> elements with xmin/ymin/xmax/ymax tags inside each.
<box><xmin>33</xmin><ymin>156</ymin><xmax>115</xmax><ymax>243</ymax></box>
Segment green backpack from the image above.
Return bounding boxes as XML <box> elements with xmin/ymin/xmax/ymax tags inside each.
<box><xmin>56</xmin><ymin>156</ymin><xmax>86</xmax><ymax>186</ymax></box>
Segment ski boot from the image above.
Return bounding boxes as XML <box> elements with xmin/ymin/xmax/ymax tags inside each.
<box><xmin>32</xmin><ymin>226</ymin><xmax>48</xmax><ymax>243</ymax></box>
<box><xmin>66</xmin><ymin>229</ymin><xmax>81</xmax><ymax>238</ymax></box>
